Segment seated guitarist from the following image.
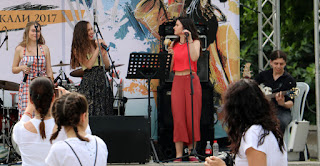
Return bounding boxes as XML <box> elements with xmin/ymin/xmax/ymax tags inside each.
<box><xmin>254</xmin><ymin>50</ymin><xmax>296</xmax><ymax>133</ymax></box>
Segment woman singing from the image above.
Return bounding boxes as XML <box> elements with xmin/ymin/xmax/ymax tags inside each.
<box><xmin>70</xmin><ymin>20</ymin><xmax>114</xmax><ymax>116</ymax></box>
<box><xmin>12</xmin><ymin>21</ymin><xmax>54</xmax><ymax>118</ymax></box>
<box><xmin>168</xmin><ymin>17</ymin><xmax>202</xmax><ymax>162</ymax></box>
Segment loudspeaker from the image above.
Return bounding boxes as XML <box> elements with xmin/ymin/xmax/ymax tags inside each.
<box><xmin>89</xmin><ymin>116</ymin><xmax>150</xmax><ymax>163</ymax></box>
<box><xmin>164</xmin><ymin>51</ymin><xmax>210</xmax><ymax>83</ymax></box>
<box><xmin>157</xmin><ymin>82</ymin><xmax>215</xmax><ymax>160</ymax></box>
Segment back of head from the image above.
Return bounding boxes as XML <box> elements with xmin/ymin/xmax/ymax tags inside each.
<box><xmin>224</xmin><ymin>79</ymin><xmax>271</xmax><ymax>126</ymax></box>
<box><xmin>223</xmin><ymin>79</ymin><xmax>284</xmax><ymax>154</ymax></box>
<box><xmin>269</xmin><ymin>50</ymin><xmax>287</xmax><ymax>61</ymax></box>
<box><xmin>29</xmin><ymin>77</ymin><xmax>54</xmax><ymax>139</ymax></box>
<box><xmin>50</xmin><ymin>92</ymin><xmax>89</xmax><ymax>142</ymax></box>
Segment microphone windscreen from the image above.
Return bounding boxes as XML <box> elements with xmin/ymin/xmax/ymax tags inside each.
<box><xmin>27</xmin><ymin>61</ymin><xmax>33</xmax><ymax>67</ymax></box>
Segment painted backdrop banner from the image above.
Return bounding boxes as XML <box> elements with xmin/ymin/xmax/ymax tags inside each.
<box><xmin>0</xmin><ymin>0</ymin><xmax>239</xmax><ymax>139</ymax></box>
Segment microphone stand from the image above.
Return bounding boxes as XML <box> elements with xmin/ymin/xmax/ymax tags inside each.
<box><xmin>0</xmin><ymin>36</ymin><xmax>7</xmax><ymax>49</ymax></box>
<box><xmin>94</xmin><ymin>22</ymin><xmax>119</xmax><ymax>90</ymax></box>
<box><xmin>185</xmin><ymin>35</ymin><xmax>204</xmax><ymax>160</ymax></box>
<box><xmin>35</xmin><ymin>24</ymin><xmax>40</xmax><ymax>77</ymax></box>
<box><xmin>0</xmin><ymin>26</ymin><xmax>8</xmax><ymax>49</ymax></box>
<box><xmin>93</xmin><ymin>20</ymin><xmax>110</xmax><ymax>91</ymax></box>
<box><xmin>95</xmin><ymin>22</ymin><xmax>119</xmax><ymax>78</ymax></box>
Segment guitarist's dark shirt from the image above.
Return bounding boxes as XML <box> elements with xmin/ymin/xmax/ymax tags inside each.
<box><xmin>254</xmin><ymin>69</ymin><xmax>296</xmax><ymax>112</ymax></box>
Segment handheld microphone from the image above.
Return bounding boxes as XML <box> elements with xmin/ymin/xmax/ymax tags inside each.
<box><xmin>5</xmin><ymin>26</ymin><xmax>8</xmax><ymax>51</ymax></box>
<box><xmin>23</xmin><ymin>61</ymin><xmax>33</xmax><ymax>83</ymax></box>
<box><xmin>100</xmin><ymin>43</ymin><xmax>110</xmax><ymax>52</ymax></box>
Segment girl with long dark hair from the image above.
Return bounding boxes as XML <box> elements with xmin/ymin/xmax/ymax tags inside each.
<box><xmin>168</xmin><ymin>17</ymin><xmax>202</xmax><ymax>162</ymax></box>
<box><xmin>12</xmin><ymin>77</ymin><xmax>65</xmax><ymax>166</ymax></box>
<box><xmin>204</xmin><ymin>79</ymin><xmax>287</xmax><ymax>166</ymax></box>
<box><xmin>70</xmin><ymin>20</ymin><xmax>113</xmax><ymax>116</ymax></box>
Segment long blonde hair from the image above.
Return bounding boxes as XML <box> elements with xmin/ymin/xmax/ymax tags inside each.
<box><xmin>18</xmin><ymin>21</ymin><xmax>45</xmax><ymax>47</ymax></box>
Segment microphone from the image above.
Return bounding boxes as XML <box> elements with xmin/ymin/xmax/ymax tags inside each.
<box><xmin>23</xmin><ymin>61</ymin><xmax>33</xmax><ymax>83</ymax></box>
<box><xmin>5</xmin><ymin>27</ymin><xmax>8</xmax><ymax>51</ymax></box>
<box><xmin>34</xmin><ymin>23</ymin><xmax>38</xmax><ymax>30</ymax></box>
<box><xmin>184</xmin><ymin>30</ymin><xmax>189</xmax><ymax>37</ymax></box>
<box><xmin>100</xmin><ymin>43</ymin><xmax>110</xmax><ymax>51</ymax></box>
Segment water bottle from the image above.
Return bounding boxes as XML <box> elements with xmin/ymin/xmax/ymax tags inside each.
<box><xmin>205</xmin><ymin>141</ymin><xmax>212</xmax><ymax>156</ymax></box>
<box><xmin>212</xmin><ymin>140</ymin><xmax>219</xmax><ymax>156</ymax></box>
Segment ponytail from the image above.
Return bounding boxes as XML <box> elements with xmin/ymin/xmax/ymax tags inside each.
<box><xmin>50</xmin><ymin>124</ymin><xmax>62</xmax><ymax>143</ymax></box>
<box><xmin>74</xmin><ymin>126</ymin><xmax>89</xmax><ymax>142</ymax></box>
<box><xmin>29</xmin><ymin>77</ymin><xmax>54</xmax><ymax>140</ymax></box>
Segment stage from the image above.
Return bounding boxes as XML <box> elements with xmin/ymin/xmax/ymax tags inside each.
<box><xmin>1</xmin><ymin>160</ymin><xmax>320</xmax><ymax>166</ymax></box>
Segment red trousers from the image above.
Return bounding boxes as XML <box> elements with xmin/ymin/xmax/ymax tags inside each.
<box><xmin>171</xmin><ymin>73</ymin><xmax>202</xmax><ymax>145</ymax></box>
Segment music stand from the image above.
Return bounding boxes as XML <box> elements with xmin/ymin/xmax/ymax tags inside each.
<box><xmin>126</xmin><ymin>52</ymin><xmax>172</xmax><ymax>163</ymax></box>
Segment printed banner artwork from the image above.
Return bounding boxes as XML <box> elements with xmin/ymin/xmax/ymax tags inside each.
<box><xmin>0</xmin><ymin>10</ymin><xmax>85</xmax><ymax>31</ymax></box>
<box><xmin>0</xmin><ymin>0</ymin><xmax>239</xmax><ymax>139</ymax></box>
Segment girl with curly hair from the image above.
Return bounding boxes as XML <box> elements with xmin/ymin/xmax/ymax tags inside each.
<box><xmin>204</xmin><ymin>79</ymin><xmax>287</xmax><ymax>166</ymax></box>
<box><xmin>70</xmin><ymin>20</ymin><xmax>113</xmax><ymax>116</ymax></box>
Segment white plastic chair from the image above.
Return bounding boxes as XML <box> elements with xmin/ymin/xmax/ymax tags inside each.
<box><xmin>285</xmin><ymin>82</ymin><xmax>310</xmax><ymax>161</ymax></box>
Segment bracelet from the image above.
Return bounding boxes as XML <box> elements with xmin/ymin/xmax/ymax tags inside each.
<box><xmin>24</xmin><ymin>112</ymin><xmax>32</xmax><ymax>118</ymax></box>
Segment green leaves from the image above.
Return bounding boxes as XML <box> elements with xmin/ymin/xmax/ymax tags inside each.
<box><xmin>240</xmin><ymin>0</ymin><xmax>316</xmax><ymax>124</ymax></box>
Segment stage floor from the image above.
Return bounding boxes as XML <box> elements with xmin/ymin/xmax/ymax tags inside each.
<box><xmin>1</xmin><ymin>161</ymin><xmax>320</xmax><ymax>166</ymax></box>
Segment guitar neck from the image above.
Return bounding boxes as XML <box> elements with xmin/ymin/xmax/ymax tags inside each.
<box><xmin>266</xmin><ymin>90</ymin><xmax>290</xmax><ymax>99</ymax></box>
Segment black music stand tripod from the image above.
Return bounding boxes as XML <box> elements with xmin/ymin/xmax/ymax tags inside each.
<box><xmin>126</xmin><ymin>52</ymin><xmax>172</xmax><ymax>163</ymax></box>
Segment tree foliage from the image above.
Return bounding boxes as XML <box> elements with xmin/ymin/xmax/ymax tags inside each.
<box><xmin>240</xmin><ymin>0</ymin><xmax>316</xmax><ymax>124</ymax></box>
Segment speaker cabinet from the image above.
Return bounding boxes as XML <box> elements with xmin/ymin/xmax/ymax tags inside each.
<box><xmin>89</xmin><ymin>116</ymin><xmax>150</xmax><ymax>163</ymax></box>
<box><xmin>157</xmin><ymin>82</ymin><xmax>215</xmax><ymax>160</ymax></box>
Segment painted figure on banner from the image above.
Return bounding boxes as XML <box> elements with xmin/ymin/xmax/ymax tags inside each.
<box><xmin>11</xmin><ymin>21</ymin><xmax>54</xmax><ymax>118</ymax></box>
<box><xmin>168</xmin><ymin>17</ymin><xmax>202</xmax><ymax>162</ymax></box>
<box><xmin>254</xmin><ymin>50</ymin><xmax>297</xmax><ymax>133</ymax></box>
<box><xmin>70</xmin><ymin>20</ymin><xmax>114</xmax><ymax>116</ymax></box>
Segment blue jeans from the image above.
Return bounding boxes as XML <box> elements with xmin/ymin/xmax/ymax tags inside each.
<box><xmin>277</xmin><ymin>109</ymin><xmax>292</xmax><ymax>134</ymax></box>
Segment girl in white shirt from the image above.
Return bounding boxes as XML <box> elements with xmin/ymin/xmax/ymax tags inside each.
<box><xmin>13</xmin><ymin>77</ymin><xmax>67</xmax><ymax>166</ymax></box>
<box><xmin>45</xmin><ymin>92</ymin><xmax>108</xmax><ymax>166</ymax></box>
<box><xmin>204</xmin><ymin>79</ymin><xmax>287</xmax><ymax>166</ymax></box>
